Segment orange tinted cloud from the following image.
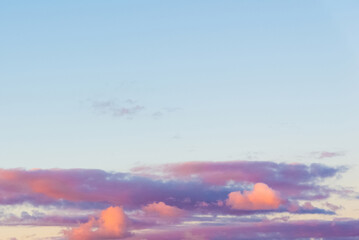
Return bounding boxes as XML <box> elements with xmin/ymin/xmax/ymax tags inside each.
<box><xmin>99</xmin><ymin>206</ymin><xmax>127</xmax><ymax>236</ymax></box>
<box><xmin>143</xmin><ymin>202</ymin><xmax>185</xmax><ymax>218</ymax></box>
<box><xmin>226</xmin><ymin>183</ymin><xmax>281</xmax><ymax>210</ymax></box>
<box><xmin>65</xmin><ymin>206</ymin><xmax>127</xmax><ymax>240</ymax></box>
<box><xmin>65</xmin><ymin>218</ymin><xmax>97</xmax><ymax>240</ymax></box>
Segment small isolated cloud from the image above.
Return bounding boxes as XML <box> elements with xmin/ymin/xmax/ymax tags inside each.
<box><xmin>313</xmin><ymin>151</ymin><xmax>345</xmax><ymax>159</ymax></box>
<box><xmin>226</xmin><ymin>183</ymin><xmax>281</xmax><ymax>210</ymax></box>
<box><xmin>325</xmin><ymin>202</ymin><xmax>343</xmax><ymax>212</ymax></box>
<box><xmin>65</xmin><ymin>206</ymin><xmax>128</xmax><ymax>240</ymax></box>
<box><xmin>143</xmin><ymin>202</ymin><xmax>185</xmax><ymax>218</ymax></box>
<box><xmin>151</xmin><ymin>111</ymin><xmax>163</xmax><ymax>118</ymax></box>
<box><xmin>91</xmin><ymin>99</ymin><xmax>181</xmax><ymax>120</ymax></box>
<box><xmin>92</xmin><ymin>100</ymin><xmax>144</xmax><ymax>118</ymax></box>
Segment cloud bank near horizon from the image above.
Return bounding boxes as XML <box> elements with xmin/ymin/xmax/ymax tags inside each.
<box><xmin>0</xmin><ymin>160</ymin><xmax>357</xmax><ymax>239</ymax></box>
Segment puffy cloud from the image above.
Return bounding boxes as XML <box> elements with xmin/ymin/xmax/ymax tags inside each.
<box><xmin>65</xmin><ymin>217</ymin><xmax>97</xmax><ymax>240</ymax></box>
<box><xmin>143</xmin><ymin>202</ymin><xmax>185</xmax><ymax>218</ymax></box>
<box><xmin>226</xmin><ymin>183</ymin><xmax>281</xmax><ymax>210</ymax></box>
<box><xmin>65</xmin><ymin>206</ymin><xmax>128</xmax><ymax>240</ymax></box>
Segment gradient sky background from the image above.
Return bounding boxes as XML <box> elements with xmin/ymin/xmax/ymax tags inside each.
<box><xmin>0</xmin><ymin>1</ymin><xmax>359</xmax><ymax>239</ymax></box>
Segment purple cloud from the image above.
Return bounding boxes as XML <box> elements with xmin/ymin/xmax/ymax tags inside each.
<box><xmin>133</xmin><ymin>161</ymin><xmax>347</xmax><ymax>200</ymax></box>
<box><xmin>125</xmin><ymin>219</ymin><xmax>359</xmax><ymax>240</ymax></box>
<box><xmin>312</xmin><ymin>151</ymin><xmax>346</xmax><ymax>159</ymax></box>
<box><xmin>0</xmin><ymin>160</ymin><xmax>356</xmax><ymax>239</ymax></box>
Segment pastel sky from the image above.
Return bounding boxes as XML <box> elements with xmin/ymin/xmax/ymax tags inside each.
<box><xmin>0</xmin><ymin>1</ymin><xmax>358</xmax><ymax>239</ymax></box>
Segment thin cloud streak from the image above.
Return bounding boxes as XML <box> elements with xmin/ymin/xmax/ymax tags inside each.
<box><xmin>126</xmin><ymin>219</ymin><xmax>359</xmax><ymax>240</ymax></box>
<box><xmin>92</xmin><ymin>100</ymin><xmax>144</xmax><ymax>118</ymax></box>
<box><xmin>312</xmin><ymin>151</ymin><xmax>346</xmax><ymax>159</ymax></box>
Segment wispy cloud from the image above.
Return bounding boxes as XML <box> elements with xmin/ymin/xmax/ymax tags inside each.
<box><xmin>92</xmin><ymin>99</ymin><xmax>144</xmax><ymax>118</ymax></box>
<box><xmin>124</xmin><ymin>219</ymin><xmax>359</xmax><ymax>240</ymax></box>
<box><xmin>312</xmin><ymin>151</ymin><xmax>346</xmax><ymax>159</ymax></box>
<box><xmin>91</xmin><ymin>99</ymin><xmax>181</xmax><ymax>120</ymax></box>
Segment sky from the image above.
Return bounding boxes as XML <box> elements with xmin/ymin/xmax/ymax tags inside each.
<box><xmin>0</xmin><ymin>0</ymin><xmax>358</xmax><ymax>239</ymax></box>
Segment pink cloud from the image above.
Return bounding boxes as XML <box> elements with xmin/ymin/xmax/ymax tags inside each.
<box><xmin>302</xmin><ymin>201</ymin><xmax>315</xmax><ymax>210</ymax></box>
<box><xmin>226</xmin><ymin>183</ymin><xmax>281</xmax><ymax>210</ymax></box>
<box><xmin>143</xmin><ymin>202</ymin><xmax>185</xmax><ymax>218</ymax></box>
<box><xmin>133</xmin><ymin>161</ymin><xmax>345</xmax><ymax>200</ymax></box>
<box><xmin>125</xmin><ymin>219</ymin><xmax>359</xmax><ymax>240</ymax></box>
<box><xmin>313</xmin><ymin>151</ymin><xmax>345</xmax><ymax>159</ymax></box>
<box><xmin>0</xmin><ymin>164</ymin><xmax>343</xmax><ymax>217</ymax></box>
<box><xmin>0</xmin><ymin>168</ymin><xmax>230</xmax><ymax>209</ymax></box>
<box><xmin>65</xmin><ymin>206</ymin><xmax>128</xmax><ymax>240</ymax></box>
<box><xmin>0</xmin><ymin>161</ymin><xmax>355</xmax><ymax>240</ymax></box>
<box><xmin>325</xmin><ymin>202</ymin><xmax>343</xmax><ymax>211</ymax></box>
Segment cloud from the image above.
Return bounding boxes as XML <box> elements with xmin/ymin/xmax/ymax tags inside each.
<box><xmin>8</xmin><ymin>172</ymin><xmax>222</xmax><ymax>208</ymax></box>
<box><xmin>92</xmin><ymin>100</ymin><xmax>144</xmax><ymax>118</ymax></box>
<box><xmin>0</xmin><ymin>168</ymin><xmax>233</xmax><ymax>214</ymax></box>
<box><xmin>0</xmin><ymin>161</ymin><xmax>345</xmax><ymax>214</ymax></box>
<box><xmin>325</xmin><ymin>202</ymin><xmax>343</xmax><ymax>212</ymax></box>
<box><xmin>286</xmin><ymin>201</ymin><xmax>335</xmax><ymax>215</ymax></box>
<box><xmin>0</xmin><ymin>160</ymin><xmax>354</xmax><ymax>239</ymax></box>
<box><xmin>0</xmin><ymin>211</ymin><xmax>88</xmax><ymax>227</ymax></box>
<box><xmin>313</xmin><ymin>151</ymin><xmax>345</xmax><ymax>159</ymax></box>
<box><xmin>226</xmin><ymin>183</ymin><xmax>281</xmax><ymax>210</ymax></box>
<box><xmin>143</xmin><ymin>202</ymin><xmax>185</xmax><ymax>218</ymax></box>
<box><xmin>65</xmin><ymin>206</ymin><xmax>128</xmax><ymax>240</ymax></box>
<box><xmin>125</xmin><ymin>219</ymin><xmax>359</xmax><ymax>240</ymax></box>
<box><xmin>133</xmin><ymin>161</ymin><xmax>346</xmax><ymax>200</ymax></box>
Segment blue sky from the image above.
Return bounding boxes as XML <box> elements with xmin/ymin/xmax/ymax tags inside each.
<box><xmin>0</xmin><ymin>0</ymin><xmax>358</xmax><ymax>171</ymax></box>
<box><xmin>1</xmin><ymin>1</ymin><xmax>359</xmax><ymax>239</ymax></box>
